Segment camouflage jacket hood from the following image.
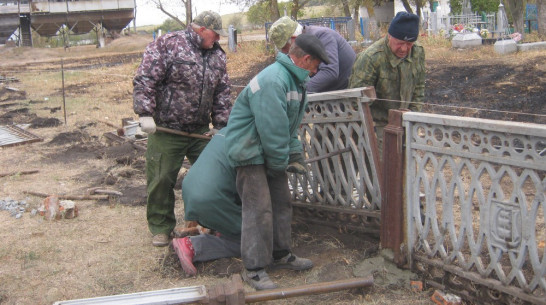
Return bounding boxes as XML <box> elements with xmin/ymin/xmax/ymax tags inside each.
<box><xmin>133</xmin><ymin>26</ymin><xmax>232</xmax><ymax>132</ymax></box>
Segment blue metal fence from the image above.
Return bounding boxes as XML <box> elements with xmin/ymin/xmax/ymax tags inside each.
<box><xmin>265</xmin><ymin>16</ymin><xmax>353</xmax><ymax>44</ymax></box>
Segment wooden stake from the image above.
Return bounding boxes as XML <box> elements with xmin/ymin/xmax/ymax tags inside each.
<box><xmin>23</xmin><ymin>191</ymin><xmax>109</xmax><ymax>201</ymax></box>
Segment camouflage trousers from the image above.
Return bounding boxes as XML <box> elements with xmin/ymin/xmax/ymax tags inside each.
<box><xmin>145</xmin><ymin>127</ymin><xmax>209</xmax><ymax>236</ymax></box>
<box><xmin>236</xmin><ymin>165</ymin><xmax>292</xmax><ymax>270</ymax></box>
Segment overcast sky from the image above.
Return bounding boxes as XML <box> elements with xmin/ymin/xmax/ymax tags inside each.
<box><xmin>135</xmin><ymin>0</ymin><xmax>248</xmax><ymax>26</ymax></box>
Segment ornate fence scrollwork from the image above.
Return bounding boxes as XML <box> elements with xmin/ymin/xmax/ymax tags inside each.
<box><xmin>289</xmin><ymin>87</ymin><xmax>382</xmax><ymax>233</ymax></box>
<box><xmin>405</xmin><ymin>112</ymin><xmax>546</xmax><ymax>304</ymax></box>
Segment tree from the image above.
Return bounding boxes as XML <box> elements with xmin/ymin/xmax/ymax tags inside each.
<box><xmin>505</xmin><ymin>0</ymin><xmax>526</xmax><ymax>37</ymax></box>
<box><xmin>228</xmin><ymin>15</ymin><xmax>244</xmax><ymax>31</ymax></box>
<box><xmin>538</xmin><ymin>0</ymin><xmax>545</xmax><ymax>36</ymax></box>
<box><xmin>148</xmin><ymin>0</ymin><xmax>190</xmax><ymax>27</ymax></box>
<box><xmin>269</xmin><ymin>0</ymin><xmax>281</xmax><ymax>20</ymax></box>
<box><xmin>157</xmin><ymin>18</ymin><xmax>185</xmax><ymax>32</ymax></box>
<box><xmin>288</xmin><ymin>0</ymin><xmax>312</xmax><ymax>19</ymax></box>
<box><xmin>246</xmin><ymin>1</ymin><xmax>271</xmax><ymax>25</ymax></box>
<box><xmin>449</xmin><ymin>0</ymin><xmax>500</xmax><ymax>14</ymax></box>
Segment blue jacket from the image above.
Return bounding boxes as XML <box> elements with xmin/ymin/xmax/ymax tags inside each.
<box><xmin>225</xmin><ymin>53</ymin><xmax>309</xmax><ymax>175</ymax></box>
<box><xmin>304</xmin><ymin>25</ymin><xmax>356</xmax><ymax>93</ymax></box>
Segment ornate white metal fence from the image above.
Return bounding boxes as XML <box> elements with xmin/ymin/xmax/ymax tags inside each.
<box><xmin>288</xmin><ymin>88</ymin><xmax>382</xmax><ymax>232</ymax></box>
<box><xmin>404</xmin><ymin>112</ymin><xmax>546</xmax><ymax>304</ymax></box>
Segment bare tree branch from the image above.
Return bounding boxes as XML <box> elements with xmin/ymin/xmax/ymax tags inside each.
<box><xmin>148</xmin><ymin>0</ymin><xmax>187</xmax><ymax>27</ymax></box>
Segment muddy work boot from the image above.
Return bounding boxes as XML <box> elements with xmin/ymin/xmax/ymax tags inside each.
<box><xmin>172</xmin><ymin>237</ymin><xmax>197</xmax><ymax>276</ymax></box>
<box><xmin>152</xmin><ymin>233</ymin><xmax>169</xmax><ymax>247</ymax></box>
<box><xmin>272</xmin><ymin>253</ymin><xmax>313</xmax><ymax>270</ymax></box>
<box><xmin>242</xmin><ymin>269</ymin><xmax>278</xmax><ymax>290</ymax></box>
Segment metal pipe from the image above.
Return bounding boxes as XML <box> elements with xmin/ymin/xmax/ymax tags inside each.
<box><xmin>304</xmin><ymin>147</ymin><xmax>352</xmax><ymax>163</ymax></box>
<box><xmin>244</xmin><ymin>276</ymin><xmax>374</xmax><ymax>303</ymax></box>
<box><xmin>155</xmin><ymin>126</ymin><xmax>212</xmax><ymax>140</ymax></box>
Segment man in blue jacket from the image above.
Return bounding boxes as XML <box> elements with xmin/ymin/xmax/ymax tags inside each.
<box><xmin>268</xmin><ymin>16</ymin><xmax>356</xmax><ymax>93</ymax></box>
<box><xmin>173</xmin><ymin>34</ymin><xmax>330</xmax><ymax>290</ymax></box>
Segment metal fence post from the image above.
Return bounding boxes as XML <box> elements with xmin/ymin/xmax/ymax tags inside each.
<box><xmin>380</xmin><ymin>109</ymin><xmax>409</xmax><ymax>266</ymax></box>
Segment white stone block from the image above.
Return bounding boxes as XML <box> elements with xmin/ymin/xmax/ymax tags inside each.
<box><xmin>517</xmin><ymin>41</ymin><xmax>546</xmax><ymax>52</ymax></box>
<box><xmin>451</xmin><ymin>33</ymin><xmax>482</xmax><ymax>49</ymax></box>
<box><xmin>494</xmin><ymin>39</ymin><xmax>518</xmax><ymax>54</ymax></box>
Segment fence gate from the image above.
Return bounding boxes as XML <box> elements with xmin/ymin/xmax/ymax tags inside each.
<box><xmin>288</xmin><ymin>87</ymin><xmax>382</xmax><ymax>234</ymax></box>
<box><xmin>404</xmin><ymin>112</ymin><xmax>546</xmax><ymax>304</ymax></box>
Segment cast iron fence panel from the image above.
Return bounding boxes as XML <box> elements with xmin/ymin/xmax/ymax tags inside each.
<box><xmin>404</xmin><ymin>112</ymin><xmax>546</xmax><ymax>304</ymax></box>
<box><xmin>288</xmin><ymin>88</ymin><xmax>382</xmax><ymax>231</ymax></box>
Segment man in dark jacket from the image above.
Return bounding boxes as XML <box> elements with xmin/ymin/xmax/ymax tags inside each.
<box><xmin>133</xmin><ymin>11</ymin><xmax>232</xmax><ymax>247</ymax></box>
<box><xmin>173</xmin><ymin>34</ymin><xmax>331</xmax><ymax>290</ymax></box>
<box><xmin>268</xmin><ymin>16</ymin><xmax>356</xmax><ymax>93</ymax></box>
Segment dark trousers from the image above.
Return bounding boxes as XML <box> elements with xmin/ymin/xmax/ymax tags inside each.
<box><xmin>236</xmin><ymin>165</ymin><xmax>292</xmax><ymax>270</ymax></box>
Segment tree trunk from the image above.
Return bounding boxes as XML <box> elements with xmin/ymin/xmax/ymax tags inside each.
<box><xmin>505</xmin><ymin>0</ymin><xmax>526</xmax><ymax>38</ymax></box>
<box><xmin>184</xmin><ymin>0</ymin><xmax>192</xmax><ymax>27</ymax></box>
<box><xmin>341</xmin><ymin>0</ymin><xmax>351</xmax><ymax>17</ymax></box>
<box><xmin>401</xmin><ymin>0</ymin><xmax>414</xmax><ymax>14</ymax></box>
<box><xmin>538</xmin><ymin>0</ymin><xmax>546</xmax><ymax>36</ymax></box>
<box><xmin>290</xmin><ymin>0</ymin><xmax>300</xmax><ymax>19</ymax></box>
<box><xmin>270</xmin><ymin>0</ymin><xmax>280</xmax><ymax>21</ymax></box>
<box><xmin>415</xmin><ymin>0</ymin><xmax>423</xmax><ymax>18</ymax></box>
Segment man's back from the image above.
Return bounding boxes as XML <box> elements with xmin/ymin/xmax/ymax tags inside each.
<box><xmin>304</xmin><ymin>25</ymin><xmax>356</xmax><ymax>92</ymax></box>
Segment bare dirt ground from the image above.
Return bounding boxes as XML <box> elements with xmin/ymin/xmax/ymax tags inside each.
<box><xmin>0</xmin><ymin>34</ymin><xmax>545</xmax><ymax>305</ymax></box>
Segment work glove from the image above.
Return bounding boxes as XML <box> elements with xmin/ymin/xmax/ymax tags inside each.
<box><xmin>203</xmin><ymin>128</ymin><xmax>218</xmax><ymax>137</ymax></box>
<box><xmin>139</xmin><ymin>116</ymin><xmax>156</xmax><ymax>134</ymax></box>
<box><xmin>286</xmin><ymin>153</ymin><xmax>307</xmax><ymax>175</ymax></box>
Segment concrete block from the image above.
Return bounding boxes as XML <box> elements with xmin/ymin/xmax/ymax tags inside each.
<box><xmin>517</xmin><ymin>41</ymin><xmax>546</xmax><ymax>52</ymax></box>
<box><xmin>494</xmin><ymin>39</ymin><xmax>518</xmax><ymax>54</ymax></box>
<box><xmin>451</xmin><ymin>33</ymin><xmax>482</xmax><ymax>49</ymax></box>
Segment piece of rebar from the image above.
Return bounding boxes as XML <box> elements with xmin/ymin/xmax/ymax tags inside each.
<box><xmin>23</xmin><ymin>191</ymin><xmax>109</xmax><ymax>201</ymax></box>
<box><xmin>244</xmin><ymin>276</ymin><xmax>374</xmax><ymax>303</ymax></box>
<box><xmin>155</xmin><ymin>126</ymin><xmax>212</xmax><ymax>140</ymax></box>
<box><xmin>0</xmin><ymin>170</ymin><xmax>39</xmax><ymax>178</ymax></box>
<box><xmin>304</xmin><ymin>147</ymin><xmax>352</xmax><ymax>163</ymax></box>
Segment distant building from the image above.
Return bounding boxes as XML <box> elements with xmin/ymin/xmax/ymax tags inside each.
<box><xmin>0</xmin><ymin>0</ymin><xmax>135</xmax><ymax>46</ymax></box>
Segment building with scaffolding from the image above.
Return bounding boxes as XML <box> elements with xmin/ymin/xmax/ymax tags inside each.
<box><xmin>0</xmin><ymin>0</ymin><xmax>135</xmax><ymax>46</ymax></box>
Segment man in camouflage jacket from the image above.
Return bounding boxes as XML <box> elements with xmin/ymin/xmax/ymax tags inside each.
<box><xmin>133</xmin><ymin>11</ymin><xmax>232</xmax><ymax>247</ymax></box>
<box><xmin>349</xmin><ymin>12</ymin><xmax>425</xmax><ymax>154</ymax></box>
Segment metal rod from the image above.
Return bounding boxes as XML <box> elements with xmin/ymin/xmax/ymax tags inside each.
<box><xmin>155</xmin><ymin>126</ymin><xmax>211</xmax><ymax>140</ymax></box>
<box><xmin>0</xmin><ymin>170</ymin><xmax>39</xmax><ymax>178</ymax></box>
<box><xmin>244</xmin><ymin>276</ymin><xmax>374</xmax><ymax>303</ymax></box>
<box><xmin>304</xmin><ymin>147</ymin><xmax>352</xmax><ymax>163</ymax></box>
<box><xmin>23</xmin><ymin>191</ymin><xmax>109</xmax><ymax>201</ymax></box>
<box><xmin>61</xmin><ymin>58</ymin><xmax>67</xmax><ymax>125</ymax></box>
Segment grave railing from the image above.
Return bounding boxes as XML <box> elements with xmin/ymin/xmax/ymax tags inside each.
<box><xmin>288</xmin><ymin>87</ymin><xmax>382</xmax><ymax>234</ymax></box>
<box><xmin>404</xmin><ymin>112</ymin><xmax>546</xmax><ymax>304</ymax></box>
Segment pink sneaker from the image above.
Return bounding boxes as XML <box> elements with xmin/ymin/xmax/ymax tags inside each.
<box><xmin>172</xmin><ymin>237</ymin><xmax>197</xmax><ymax>276</ymax></box>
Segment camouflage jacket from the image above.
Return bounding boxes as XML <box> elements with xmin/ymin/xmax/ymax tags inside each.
<box><xmin>133</xmin><ymin>26</ymin><xmax>232</xmax><ymax>133</ymax></box>
<box><xmin>349</xmin><ymin>36</ymin><xmax>425</xmax><ymax>125</ymax></box>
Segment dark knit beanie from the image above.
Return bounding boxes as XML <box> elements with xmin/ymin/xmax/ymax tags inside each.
<box><xmin>388</xmin><ymin>12</ymin><xmax>420</xmax><ymax>42</ymax></box>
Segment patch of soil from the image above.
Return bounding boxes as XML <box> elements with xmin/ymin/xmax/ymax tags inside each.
<box><xmin>425</xmin><ymin>55</ymin><xmax>546</xmax><ymax>124</ymax></box>
<box><xmin>115</xmin><ymin>185</ymin><xmax>147</xmax><ymax>206</ymax></box>
<box><xmin>0</xmin><ymin>86</ymin><xmax>26</xmax><ymax>102</ymax></box>
<box><xmin>0</xmin><ymin>107</ymin><xmax>36</xmax><ymax>125</ymax></box>
<box><xmin>48</xmin><ymin>130</ymin><xmax>93</xmax><ymax>146</ymax></box>
<box><xmin>30</xmin><ymin>117</ymin><xmax>62</xmax><ymax>128</ymax></box>
<box><xmin>229</xmin><ymin>55</ymin><xmax>275</xmax><ymax>97</ymax></box>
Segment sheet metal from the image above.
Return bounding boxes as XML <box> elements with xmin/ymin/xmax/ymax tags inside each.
<box><xmin>0</xmin><ymin>125</ymin><xmax>42</xmax><ymax>148</ymax></box>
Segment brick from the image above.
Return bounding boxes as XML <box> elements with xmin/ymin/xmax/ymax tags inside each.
<box><xmin>431</xmin><ymin>290</ymin><xmax>462</xmax><ymax>305</ymax></box>
<box><xmin>410</xmin><ymin>281</ymin><xmax>423</xmax><ymax>292</ymax></box>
